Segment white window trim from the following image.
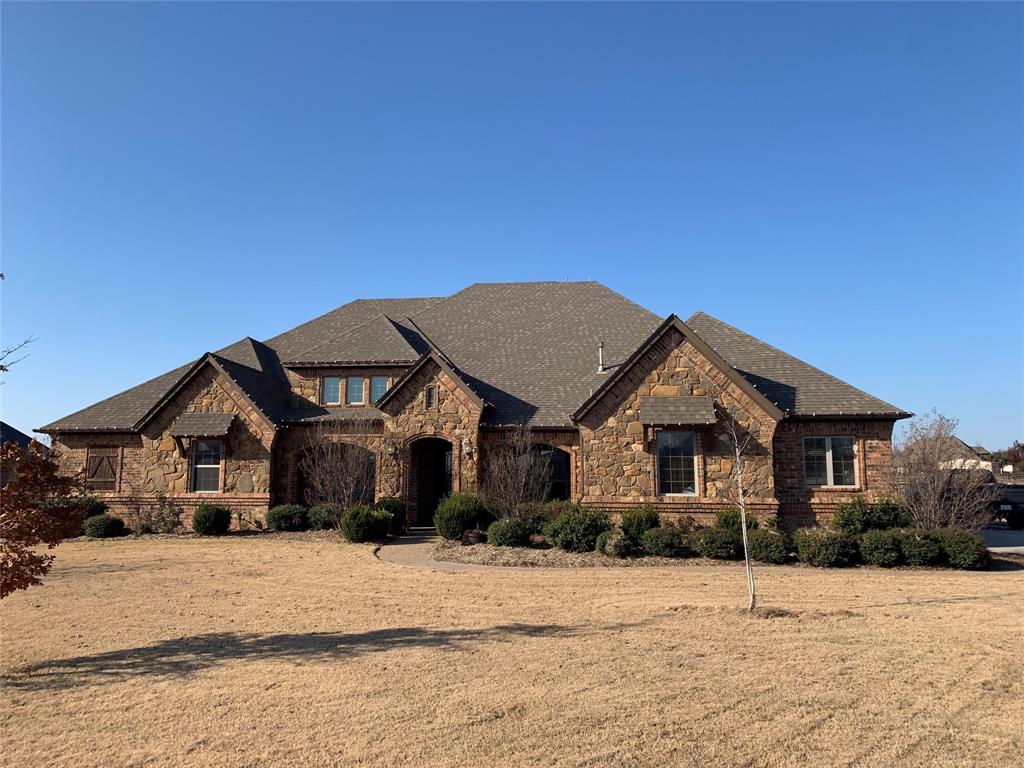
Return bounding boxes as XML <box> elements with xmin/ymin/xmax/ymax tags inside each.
<box><xmin>803</xmin><ymin>436</ymin><xmax>859</xmax><ymax>489</ymax></box>
<box><xmin>322</xmin><ymin>376</ymin><xmax>342</xmax><ymax>406</ymax></box>
<box><xmin>370</xmin><ymin>376</ymin><xmax>389</xmax><ymax>404</ymax></box>
<box><xmin>345</xmin><ymin>376</ymin><xmax>366</xmax><ymax>405</ymax></box>
<box><xmin>191</xmin><ymin>440</ymin><xmax>223</xmax><ymax>493</ymax></box>
<box><xmin>655</xmin><ymin>429</ymin><xmax>698</xmax><ymax>497</ymax></box>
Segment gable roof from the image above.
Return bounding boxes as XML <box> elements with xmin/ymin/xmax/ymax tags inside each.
<box><xmin>686</xmin><ymin>312</ymin><xmax>911</xmax><ymax>418</ymax></box>
<box><xmin>39</xmin><ymin>283</ymin><xmax>909</xmax><ymax>433</ymax></box>
<box><xmin>572</xmin><ymin>315</ymin><xmax>785</xmax><ymax>424</ymax></box>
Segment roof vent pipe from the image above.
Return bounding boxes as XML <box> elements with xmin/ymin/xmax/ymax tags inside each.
<box><xmin>597</xmin><ymin>341</ymin><xmax>606</xmax><ymax>373</ymax></box>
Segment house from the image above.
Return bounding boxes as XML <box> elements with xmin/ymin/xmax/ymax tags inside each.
<box><xmin>1</xmin><ymin>420</ymin><xmax>40</xmax><ymax>486</ymax></box>
<box><xmin>40</xmin><ymin>282</ymin><xmax>911</xmax><ymax>530</ymax></box>
<box><xmin>938</xmin><ymin>438</ymin><xmax>995</xmax><ymax>472</ymax></box>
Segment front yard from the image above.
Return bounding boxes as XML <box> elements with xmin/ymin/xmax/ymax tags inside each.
<box><xmin>2</xmin><ymin>535</ymin><xmax>1022</xmax><ymax>767</ymax></box>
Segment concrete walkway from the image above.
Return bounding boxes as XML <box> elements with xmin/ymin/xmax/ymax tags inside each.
<box><xmin>375</xmin><ymin>534</ymin><xmax>501</xmax><ymax>572</ymax></box>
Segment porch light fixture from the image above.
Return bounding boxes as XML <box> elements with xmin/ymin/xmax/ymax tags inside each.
<box><xmin>462</xmin><ymin>438</ymin><xmax>473</xmax><ymax>459</ymax></box>
<box><xmin>383</xmin><ymin>439</ymin><xmax>397</xmax><ymax>456</ymax></box>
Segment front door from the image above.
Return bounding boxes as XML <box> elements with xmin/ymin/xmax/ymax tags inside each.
<box><xmin>408</xmin><ymin>437</ymin><xmax>453</xmax><ymax>526</ymax></box>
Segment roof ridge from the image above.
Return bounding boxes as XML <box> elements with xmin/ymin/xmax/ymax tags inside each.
<box><xmin>285</xmin><ymin>311</ymin><xmax>414</xmax><ymax>362</ymax></box>
<box><xmin>691</xmin><ymin>312</ymin><xmax>906</xmax><ymax>415</ymax></box>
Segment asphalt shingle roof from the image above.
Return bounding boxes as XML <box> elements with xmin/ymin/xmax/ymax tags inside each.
<box><xmin>686</xmin><ymin>312</ymin><xmax>909</xmax><ymax>418</ymax></box>
<box><xmin>39</xmin><ymin>284</ymin><xmax>908</xmax><ymax>432</ymax></box>
<box><xmin>167</xmin><ymin>412</ymin><xmax>235</xmax><ymax>437</ymax></box>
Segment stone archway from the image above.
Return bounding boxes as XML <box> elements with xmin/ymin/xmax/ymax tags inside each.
<box><xmin>407</xmin><ymin>437</ymin><xmax>453</xmax><ymax>526</ymax></box>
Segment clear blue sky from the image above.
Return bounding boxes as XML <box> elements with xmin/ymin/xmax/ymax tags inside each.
<box><xmin>2</xmin><ymin>2</ymin><xmax>1021</xmax><ymax>448</ymax></box>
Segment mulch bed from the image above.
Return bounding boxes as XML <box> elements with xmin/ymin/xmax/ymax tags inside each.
<box><xmin>431</xmin><ymin>540</ymin><xmax>735</xmax><ymax>568</ymax></box>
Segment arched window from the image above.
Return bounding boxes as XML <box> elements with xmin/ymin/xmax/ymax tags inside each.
<box><xmin>538</xmin><ymin>446</ymin><xmax>571</xmax><ymax>501</ymax></box>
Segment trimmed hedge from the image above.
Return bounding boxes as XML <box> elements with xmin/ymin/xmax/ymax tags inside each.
<box><xmin>308</xmin><ymin>504</ymin><xmax>343</xmax><ymax>531</ymax></box>
<box><xmin>192</xmin><ymin>504</ymin><xmax>232</xmax><ymax>536</ymax></box>
<box><xmin>340</xmin><ymin>504</ymin><xmax>391</xmax><ymax>543</ymax></box>
<box><xmin>692</xmin><ymin>527</ymin><xmax>742</xmax><ymax>560</ymax></box>
<box><xmin>641</xmin><ymin>526</ymin><xmax>690</xmax><ymax>558</ymax></box>
<box><xmin>621</xmin><ymin>505</ymin><xmax>661</xmax><ymax>543</ymax></box>
<box><xmin>595</xmin><ymin>529</ymin><xmax>614</xmax><ymax>555</ymax></box>
<box><xmin>794</xmin><ymin>528</ymin><xmax>858</xmax><ymax>567</ymax></box>
<box><xmin>434</xmin><ymin>493</ymin><xmax>490</xmax><ymax>540</ymax></box>
<box><xmin>83</xmin><ymin>514</ymin><xmax>126</xmax><ymax>538</ymax></box>
<box><xmin>929</xmin><ymin>528</ymin><xmax>990</xmax><ymax>570</ymax></box>
<box><xmin>746</xmin><ymin>529</ymin><xmax>788</xmax><ymax>564</ymax></box>
<box><xmin>266</xmin><ymin>504</ymin><xmax>309</xmax><ymax>532</ymax></box>
<box><xmin>833</xmin><ymin>497</ymin><xmax>910</xmax><ymax>536</ymax></box>
<box><xmin>898</xmin><ymin>530</ymin><xmax>941</xmax><ymax>566</ymax></box>
<box><xmin>859</xmin><ymin>529</ymin><xmax>903</xmax><ymax>568</ymax></box>
<box><xmin>715</xmin><ymin>507</ymin><xmax>758</xmax><ymax>532</ymax></box>
<box><xmin>376</xmin><ymin>497</ymin><xmax>407</xmax><ymax>535</ymax></box>
<box><xmin>544</xmin><ymin>506</ymin><xmax>611</xmax><ymax>552</ymax></box>
<box><xmin>79</xmin><ymin>496</ymin><xmax>110</xmax><ymax>519</ymax></box>
<box><xmin>486</xmin><ymin>517</ymin><xmax>534</xmax><ymax>547</ymax></box>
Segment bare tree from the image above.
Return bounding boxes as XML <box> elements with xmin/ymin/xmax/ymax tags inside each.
<box><xmin>714</xmin><ymin>407</ymin><xmax>761</xmax><ymax>611</ymax></box>
<box><xmin>481</xmin><ymin>423</ymin><xmax>552</xmax><ymax>519</ymax></box>
<box><xmin>0</xmin><ymin>273</ymin><xmax>37</xmax><ymax>377</ymax></box>
<box><xmin>298</xmin><ymin>420</ymin><xmax>377</xmax><ymax>524</ymax></box>
<box><xmin>894</xmin><ymin>410</ymin><xmax>998</xmax><ymax>531</ymax></box>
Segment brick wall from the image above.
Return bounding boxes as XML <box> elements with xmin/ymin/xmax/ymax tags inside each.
<box><xmin>773</xmin><ymin>419</ymin><xmax>897</xmax><ymax>529</ymax></box>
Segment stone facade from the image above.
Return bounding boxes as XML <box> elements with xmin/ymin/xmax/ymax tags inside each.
<box><xmin>576</xmin><ymin>327</ymin><xmax>779</xmax><ymax>525</ymax></box>
<box><xmin>52</xmin><ymin>363</ymin><xmax>274</xmax><ymax>529</ymax></box>
<box><xmin>51</xmin><ymin>339</ymin><xmax>899</xmax><ymax>532</ymax></box>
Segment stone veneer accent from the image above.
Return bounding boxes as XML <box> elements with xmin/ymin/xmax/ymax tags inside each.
<box><xmin>577</xmin><ymin>326</ymin><xmax>779</xmax><ymax>525</ymax></box>
<box><xmin>52</xmin><ymin>363</ymin><xmax>275</xmax><ymax>529</ymax></box>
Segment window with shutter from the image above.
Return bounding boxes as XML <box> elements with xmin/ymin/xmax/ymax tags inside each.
<box><xmin>86</xmin><ymin>447</ymin><xmax>118</xmax><ymax>491</ymax></box>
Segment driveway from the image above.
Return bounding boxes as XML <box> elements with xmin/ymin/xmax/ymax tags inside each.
<box><xmin>982</xmin><ymin>524</ymin><xmax>1024</xmax><ymax>554</ymax></box>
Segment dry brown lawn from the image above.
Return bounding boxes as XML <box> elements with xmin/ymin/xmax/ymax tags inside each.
<box><xmin>1</xmin><ymin>535</ymin><xmax>1022</xmax><ymax>768</ymax></box>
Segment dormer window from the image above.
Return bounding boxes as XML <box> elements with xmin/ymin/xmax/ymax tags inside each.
<box><xmin>346</xmin><ymin>376</ymin><xmax>366</xmax><ymax>405</ymax></box>
<box><xmin>322</xmin><ymin>377</ymin><xmax>341</xmax><ymax>405</ymax></box>
<box><xmin>424</xmin><ymin>384</ymin><xmax>437</xmax><ymax>409</ymax></box>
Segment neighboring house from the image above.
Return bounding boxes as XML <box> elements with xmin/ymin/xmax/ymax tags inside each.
<box><xmin>1</xmin><ymin>420</ymin><xmax>42</xmax><ymax>486</ymax></box>
<box><xmin>39</xmin><ymin>282</ymin><xmax>911</xmax><ymax>529</ymax></box>
<box><xmin>938</xmin><ymin>438</ymin><xmax>995</xmax><ymax>472</ymax></box>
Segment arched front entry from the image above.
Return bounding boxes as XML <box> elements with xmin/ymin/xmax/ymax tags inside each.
<box><xmin>407</xmin><ymin>437</ymin><xmax>453</xmax><ymax>526</ymax></box>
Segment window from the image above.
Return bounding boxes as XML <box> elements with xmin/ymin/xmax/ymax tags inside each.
<box><xmin>539</xmin><ymin>446</ymin><xmax>571</xmax><ymax>501</ymax></box>
<box><xmin>371</xmin><ymin>376</ymin><xmax>389</xmax><ymax>403</ymax></box>
<box><xmin>656</xmin><ymin>431</ymin><xmax>696</xmax><ymax>495</ymax></box>
<box><xmin>346</xmin><ymin>377</ymin><xmax>365</xmax><ymax>405</ymax></box>
<box><xmin>803</xmin><ymin>436</ymin><xmax>857</xmax><ymax>487</ymax></box>
<box><xmin>85</xmin><ymin>447</ymin><xmax>118</xmax><ymax>491</ymax></box>
<box><xmin>322</xmin><ymin>377</ymin><xmax>341</xmax><ymax>405</ymax></box>
<box><xmin>424</xmin><ymin>384</ymin><xmax>437</xmax><ymax>409</ymax></box>
<box><xmin>192</xmin><ymin>440</ymin><xmax>222</xmax><ymax>492</ymax></box>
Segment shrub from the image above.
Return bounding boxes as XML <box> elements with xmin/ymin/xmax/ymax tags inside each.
<box><xmin>929</xmin><ymin>528</ymin><xmax>990</xmax><ymax>570</ymax></box>
<box><xmin>266</xmin><ymin>504</ymin><xmax>309</xmax><ymax>532</ymax></box>
<box><xmin>376</xmin><ymin>497</ymin><xmax>407</xmax><ymax>535</ymax></box>
<box><xmin>83</xmin><ymin>514</ymin><xmax>126</xmax><ymax>538</ymax></box>
<box><xmin>192</xmin><ymin>504</ymin><xmax>232</xmax><ymax>536</ymax></box>
<box><xmin>641</xmin><ymin>526</ymin><xmax>690</xmax><ymax>558</ymax></box>
<box><xmin>762</xmin><ymin>514</ymin><xmax>780</xmax><ymax>532</ymax></box>
<box><xmin>594</xmin><ymin>529</ymin><xmax>614</xmax><ymax>555</ymax></box>
<box><xmin>692</xmin><ymin>527</ymin><xmax>742</xmax><ymax>560</ymax></box>
<box><xmin>859</xmin><ymin>529</ymin><xmax>903</xmax><ymax>568</ymax></box>
<box><xmin>715</xmin><ymin>507</ymin><xmax>758</xmax><ymax>532</ymax></box>
<box><xmin>544</xmin><ymin>506</ymin><xmax>611</xmax><ymax>553</ymax></box>
<box><xmin>136</xmin><ymin>493</ymin><xmax>183</xmax><ymax>534</ymax></box>
<box><xmin>539</xmin><ymin>499</ymin><xmax>578</xmax><ymax>520</ymax></box>
<box><xmin>620</xmin><ymin>505</ymin><xmax>661</xmax><ymax>543</ymax></box>
<box><xmin>794</xmin><ymin>528</ymin><xmax>858</xmax><ymax>567</ymax></box>
<box><xmin>833</xmin><ymin>497</ymin><xmax>911</xmax><ymax>536</ymax></box>
<box><xmin>339</xmin><ymin>504</ymin><xmax>391</xmax><ymax>543</ymax></box>
<box><xmin>79</xmin><ymin>496</ymin><xmax>110</xmax><ymax>519</ymax></box>
<box><xmin>746</xmin><ymin>529</ymin><xmax>788</xmax><ymax>564</ymax></box>
<box><xmin>898</xmin><ymin>529</ymin><xmax>941</xmax><ymax>567</ymax></box>
<box><xmin>604</xmin><ymin>531</ymin><xmax>635</xmax><ymax>558</ymax></box>
<box><xmin>308</xmin><ymin>504</ymin><xmax>343</xmax><ymax>530</ymax></box>
<box><xmin>434</xmin><ymin>493</ymin><xmax>490</xmax><ymax>540</ymax></box>
<box><xmin>486</xmin><ymin>517</ymin><xmax>534</xmax><ymax>547</ymax></box>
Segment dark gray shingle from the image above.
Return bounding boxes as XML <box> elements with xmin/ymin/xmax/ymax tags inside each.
<box><xmin>168</xmin><ymin>412</ymin><xmax>235</xmax><ymax>437</ymax></box>
<box><xmin>639</xmin><ymin>396</ymin><xmax>715</xmax><ymax>425</ymax></box>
